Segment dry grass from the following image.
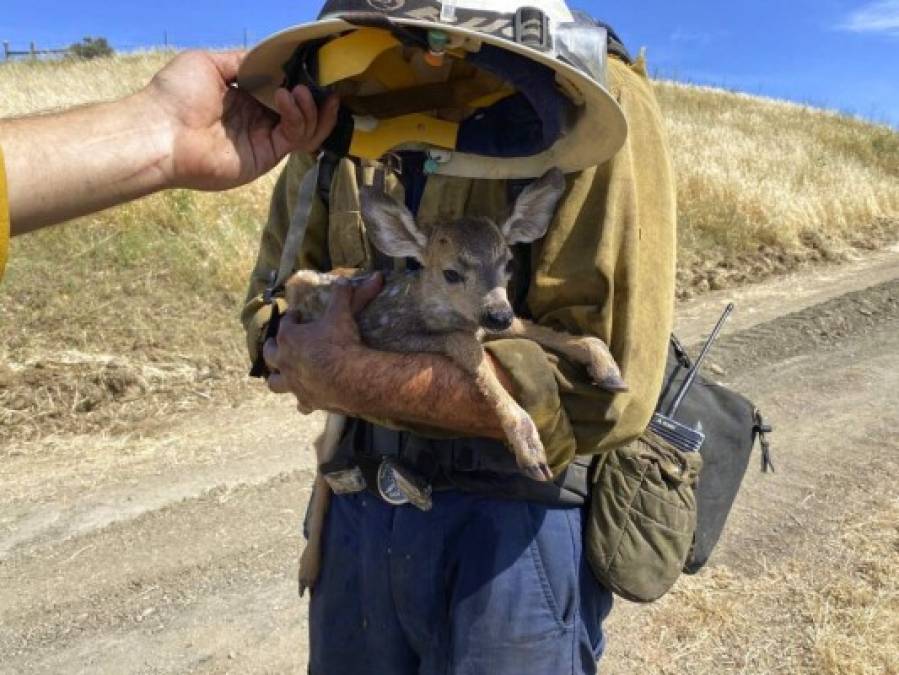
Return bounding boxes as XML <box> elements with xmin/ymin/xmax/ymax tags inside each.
<box><xmin>0</xmin><ymin>53</ymin><xmax>898</xmax><ymax>442</ymax></box>
<box><xmin>0</xmin><ymin>53</ymin><xmax>278</xmax><ymax>442</ymax></box>
<box><xmin>0</xmin><ymin>51</ymin><xmax>175</xmax><ymax>115</ymax></box>
<box><xmin>656</xmin><ymin>81</ymin><xmax>899</xmax><ymax>296</ymax></box>
<box><xmin>607</xmin><ymin>498</ymin><xmax>899</xmax><ymax>674</ymax></box>
<box><xmin>809</xmin><ymin>502</ymin><xmax>899</xmax><ymax>675</ymax></box>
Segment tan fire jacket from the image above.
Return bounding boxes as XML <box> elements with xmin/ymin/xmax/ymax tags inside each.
<box><xmin>241</xmin><ymin>56</ymin><xmax>677</xmax><ymax>474</ymax></box>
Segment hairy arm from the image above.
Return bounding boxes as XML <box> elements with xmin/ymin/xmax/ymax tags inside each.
<box><xmin>2</xmin><ymin>92</ymin><xmax>172</xmax><ymax>235</ymax></box>
<box><xmin>1</xmin><ymin>50</ymin><xmax>337</xmax><ymax>235</ymax></box>
<box><xmin>332</xmin><ymin>348</ymin><xmax>509</xmax><ymax>439</ymax></box>
<box><xmin>263</xmin><ymin>279</ymin><xmax>511</xmax><ymax>438</ymax></box>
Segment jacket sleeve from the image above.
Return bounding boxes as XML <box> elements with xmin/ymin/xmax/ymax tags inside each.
<box><xmin>485</xmin><ymin>55</ymin><xmax>677</xmax><ymax>473</ymax></box>
<box><xmin>240</xmin><ymin>152</ymin><xmax>331</xmax><ymax>363</ymax></box>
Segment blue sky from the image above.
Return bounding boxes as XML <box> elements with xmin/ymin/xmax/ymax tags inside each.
<box><xmin>3</xmin><ymin>0</ymin><xmax>898</xmax><ymax>127</ymax></box>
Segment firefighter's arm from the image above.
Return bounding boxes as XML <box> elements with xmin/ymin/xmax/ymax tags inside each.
<box><xmin>484</xmin><ymin>56</ymin><xmax>677</xmax><ymax>472</ymax></box>
<box><xmin>263</xmin><ymin>282</ymin><xmax>509</xmax><ymax>440</ymax></box>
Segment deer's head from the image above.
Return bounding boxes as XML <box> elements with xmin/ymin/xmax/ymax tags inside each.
<box><xmin>361</xmin><ymin>169</ymin><xmax>567</xmax><ymax>332</ymax></box>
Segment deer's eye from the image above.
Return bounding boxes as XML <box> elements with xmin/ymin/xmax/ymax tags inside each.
<box><xmin>443</xmin><ymin>270</ymin><xmax>465</xmax><ymax>285</ymax></box>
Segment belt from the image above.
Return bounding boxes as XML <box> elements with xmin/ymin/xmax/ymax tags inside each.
<box><xmin>322</xmin><ymin>418</ymin><xmax>592</xmax><ymax>509</ymax></box>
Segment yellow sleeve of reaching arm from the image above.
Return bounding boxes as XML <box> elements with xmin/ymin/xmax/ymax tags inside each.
<box><xmin>0</xmin><ymin>145</ymin><xmax>9</xmax><ymax>281</ymax></box>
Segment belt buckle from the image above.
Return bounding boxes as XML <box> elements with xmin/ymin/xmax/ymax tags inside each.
<box><xmin>376</xmin><ymin>458</ymin><xmax>433</xmax><ymax>511</ymax></box>
<box><xmin>377</xmin><ymin>459</ymin><xmax>411</xmax><ymax>506</ymax></box>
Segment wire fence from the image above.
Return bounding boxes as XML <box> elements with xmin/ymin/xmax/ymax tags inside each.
<box><xmin>2</xmin><ymin>30</ymin><xmax>255</xmax><ymax>61</ymax></box>
<box><xmin>3</xmin><ymin>41</ymin><xmax>72</xmax><ymax>61</ymax></box>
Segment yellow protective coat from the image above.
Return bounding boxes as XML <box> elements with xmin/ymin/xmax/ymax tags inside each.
<box><xmin>241</xmin><ymin>56</ymin><xmax>677</xmax><ymax>472</ymax></box>
<box><xmin>0</xmin><ymin>146</ymin><xmax>9</xmax><ymax>281</ymax></box>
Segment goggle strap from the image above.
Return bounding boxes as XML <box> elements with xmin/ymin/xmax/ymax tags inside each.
<box><xmin>344</xmin><ymin>78</ymin><xmax>508</xmax><ymax>119</ymax></box>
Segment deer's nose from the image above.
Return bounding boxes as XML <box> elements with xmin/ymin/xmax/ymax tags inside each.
<box><xmin>481</xmin><ymin>308</ymin><xmax>514</xmax><ymax>332</ymax></box>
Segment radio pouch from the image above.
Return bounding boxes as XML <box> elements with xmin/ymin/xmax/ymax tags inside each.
<box><xmin>584</xmin><ymin>338</ymin><xmax>773</xmax><ymax>603</ymax></box>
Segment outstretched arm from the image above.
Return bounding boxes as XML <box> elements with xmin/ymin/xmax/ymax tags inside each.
<box><xmin>1</xmin><ymin>50</ymin><xmax>338</xmax><ymax>235</ymax></box>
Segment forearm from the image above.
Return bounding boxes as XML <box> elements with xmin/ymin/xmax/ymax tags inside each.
<box><xmin>1</xmin><ymin>89</ymin><xmax>172</xmax><ymax>235</ymax></box>
<box><xmin>335</xmin><ymin>346</ymin><xmax>508</xmax><ymax>439</ymax></box>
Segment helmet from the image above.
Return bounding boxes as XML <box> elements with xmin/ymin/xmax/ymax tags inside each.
<box><xmin>238</xmin><ymin>0</ymin><xmax>628</xmax><ymax>179</ymax></box>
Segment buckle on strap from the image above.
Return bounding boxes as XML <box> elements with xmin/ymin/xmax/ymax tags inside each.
<box><xmin>753</xmin><ymin>409</ymin><xmax>775</xmax><ymax>474</ymax></box>
<box><xmin>324</xmin><ymin>467</ymin><xmax>368</xmax><ymax>495</ymax></box>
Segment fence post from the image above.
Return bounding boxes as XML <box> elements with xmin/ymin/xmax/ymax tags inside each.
<box><xmin>3</xmin><ymin>41</ymin><xmax>9</xmax><ymax>61</ymax></box>
<box><xmin>30</xmin><ymin>41</ymin><xmax>36</xmax><ymax>59</ymax></box>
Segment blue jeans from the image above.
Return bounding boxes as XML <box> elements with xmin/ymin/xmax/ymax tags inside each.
<box><xmin>309</xmin><ymin>490</ymin><xmax>613</xmax><ymax>675</ymax></box>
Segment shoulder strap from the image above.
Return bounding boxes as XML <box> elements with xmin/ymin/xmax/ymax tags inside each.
<box><xmin>271</xmin><ymin>159</ymin><xmax>322</xmax><ymax>296</ymax></box>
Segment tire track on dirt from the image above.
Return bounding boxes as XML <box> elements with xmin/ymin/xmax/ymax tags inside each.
<box><xmin>703</xmin><ymin>278</ymin><xmax>898</xmax><ymax>374</ymax></box>
<box><xmin>0</xmin><ymin>471</ymin><xmax>313</xmax><ymax>673</ymax></box>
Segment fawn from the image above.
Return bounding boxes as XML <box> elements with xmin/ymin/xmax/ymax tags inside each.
<box><xmin>285</xmin><ymin>168</ymin><xmax>626</xmax><ymax>595</ymax></box>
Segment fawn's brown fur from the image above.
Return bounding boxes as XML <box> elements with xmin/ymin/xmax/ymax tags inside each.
<box><xmin>285</xmin><ymin>169</ymin><xmax>626</xmax><ymax>595</ymax></box>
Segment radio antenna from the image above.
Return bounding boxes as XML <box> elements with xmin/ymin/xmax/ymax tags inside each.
<box><xmin>666</xmin><ymin>303</ymin><xmax>734</xmax><ymax>417</ymax></box>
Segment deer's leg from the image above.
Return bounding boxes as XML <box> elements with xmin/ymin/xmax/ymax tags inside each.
<box><xmin>298</xmin><ymin>413</ymin><xmax>346</xmax><ymax>597</ymax></box>
<box><xmin>285</xmin><ymin>269</ymin><xmax>362</xmax><ymax>321</ymax></box>
<box><xmin>299</xmin><ymin>472</ymin><xmax>330</xmax><ymax>597</ymax></box>
<box><xmin>445</xmin><ymin>334</ymin><xmax>553</xmax><ymax>482</ymax></box>
<box><xmin>490</xmin><ymin>318</ymin><xmax>627</xmax><ymax>393</ymax></box>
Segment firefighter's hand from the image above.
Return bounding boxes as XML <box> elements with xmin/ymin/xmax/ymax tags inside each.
<box><xmin>147</xmin><ymin>50</ymin><xmax>339</xmax><ymax>191</ymax></box>
<box><xmin>263</xmin><ymin>274</ymin><xmax>384</xmax><ymax>414</ymax></box>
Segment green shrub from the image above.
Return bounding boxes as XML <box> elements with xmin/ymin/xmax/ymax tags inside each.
<box><xmin>69</xmin><ymin>37</ymin><xmax>114</xmax><ymax>60</ymax></box>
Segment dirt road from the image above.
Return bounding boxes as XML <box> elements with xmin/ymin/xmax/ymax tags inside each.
<box><xmin>2</xmin><ymin>251</ymin><xmax>897</xmax><ymax>674</ymax></box>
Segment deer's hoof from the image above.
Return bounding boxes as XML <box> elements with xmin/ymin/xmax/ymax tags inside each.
<box><xmin>522</xmin><ymin>461</ymin><xmax>554</xmax><ymax>483</ymax></box>
<box><xmin>508</xmin><ymin>415</ymin><xmax>553</xmax><ymax>483</ymax></box>
<box><xmin>594</xmin><ymin>372</ymin><xmax>629</xmax><ymax>393</ymax></box>
<box><xmin>298</xmin><ymin>550</ymin><xmax>321</xmax><ymax>598</ymax></box>
<box><xmin>581</xmin><ymin>337</ymin><xmax>628</xmax><ymax>393</ymax></box>
<box><xmin>391</xmin><ymin>462</ymin><xmax>434</xmax><ymax>512</ymax></box>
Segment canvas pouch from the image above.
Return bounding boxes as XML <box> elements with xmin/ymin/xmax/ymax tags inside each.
<box><xmin>585</xmin><ymin>429</ymin><xmax>702</xmax><ymax>603</ymax></box>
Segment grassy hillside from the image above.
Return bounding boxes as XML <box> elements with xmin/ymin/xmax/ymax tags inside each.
<box><xmin>1</xmin><ymin>52</ymin><xmax>897</xmax><ymax>441</ymax></box>
<box><xmin>655</xmin><ymin>81</ymin><xmax>899</xmax><ymax>294</ymax></box>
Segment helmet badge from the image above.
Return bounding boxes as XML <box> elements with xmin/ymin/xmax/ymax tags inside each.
<box><xmin>366</xmin><ymin>0</ymin><xmax>406</xmax><ymax>10</ymax></box>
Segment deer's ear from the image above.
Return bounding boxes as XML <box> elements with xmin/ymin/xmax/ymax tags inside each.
<box><xmin>361</xmin><ymin>188</ymin><xmax>427</xmax><ymax>262</ymax></box>
<box><xmin>501</xmin><ymin>168</ymin><xmax>567</xmax><ymax>246</ymax></box>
